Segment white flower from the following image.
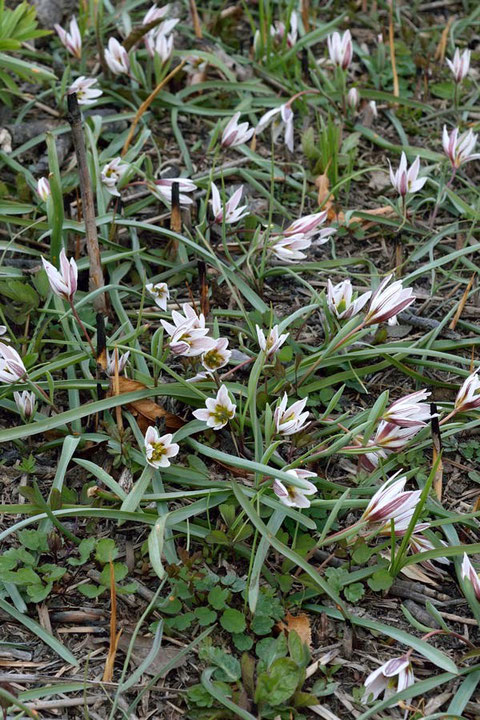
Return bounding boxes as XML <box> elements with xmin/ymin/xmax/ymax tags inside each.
<box><xmin>327</xmin><ymin>279</ymin><xmax>371</xmax><ymax>320</ymax></box>
<box><xmin>144</xmin><ymin>426</ymin><xmax>179</xmax><ymax>468</ymax></box>
<box><xmin>68</xmin><ymin>76</ymin><xmax>102</xmax><ymax>105</ymax></box>
<box><xmin>161</xmin><ymin>303</ymin><xmax>205</xmax><ymax>335</ymax></box>
<box><xmin>161</xmin><ymin>303</ymin><xmax>215</xmax><ymax>357</ymax></box>
<box><xmin>201</xmin><ymin>338</ymin><xmax>231</xmax><ymax>372</ymax></box>
<box><xmin>106</xmin><ymin>350</ymin><xmax>130</xmax><ymax>376</ymax></box>
<box><xmin>270</xmin><ymin>211</ymin><xmax>336</xmax><ymax>261</ymax></box>
<box><xmin>446</xmin><ymin>48</ymin><xmax>471</xmax><ymax>83</ymax></box>
<box><xmin>274</xmin><ymin>393</ymin><xmax>309</xmax><ymax>436</ymax></box>
<box><xmin>361</xmin><ymin>472</ymin><xmax>420</xmax><ymax>527</ymax></box>
<box><xmin>256</xmin><ymin>103</ymin><xmax>294</xmax><ymax>152</ymax></box>
<box><xmin>42</xmin><ymin>248</ymin><xmax>77</xmax><ymax>302</ymax></box>
<box><xmin>327</xmin><ymin>30</ymin><xmax>353</xmax><ymax>70</ymax></box>
<box><xmin>389</xmin><ymin>152</ymin><xmax>427</xmax><ymax>197</ymax></box>
<box><xmin>145</xmin><ymin>18</ymin><xmax>179</xmax><ymax>57</ymax></box>
<box><xmin>152</xmin><ymin>177</ymin><xmax>196</xmax><ymax>206</ymax></box>
<box><xmin>143</xmin><ymin>4</ymin><xmax>170</xmax><ymax>25</ymax></box>
<box><xmin>364</xmin><ymin>274</ymin><xmax>415</xmax><ymax>327</ymax></box>
<box><xmin>101</xmin><ymin>157</ymin><xmax>128</xmax><ymax>197</ymax></box>
<box><xmin>14</xmin><ymin>390</ymin><xmax>36</xmax><ymax>420</ymax></box>
<box><xmin>151</xmin><ymin>30</ymin><xmax>174</xmax><ymax>61</ymax></box>
<box><xmin>54</xmin><ymin>16</ymin><xmax>82</xmax><ymax>59</ymax></box>
<box><xmin>272</xmin><ymin>470</ymin><xmax>317</xmax><ymax>508</ymax></box>
<box><xmin>362</xmin><ymin>421</ymin><xmax>424</xmax><ymax>470</ymax></box>
<box><xmin>408</xmin><ymin>533</ymin><xmax>450</xmax><ymax>575</ymax></box>
<box><xmin>256</xmin><ymin>325</ymin><xmax>289</xmax><ymax>358</ymax></box>
<box><xmin>0</xmin><ymin>343</ymin><xmax>27</xmax><ymax>384</ymax></box>
<box><xmin>362</xmin><ymin>655</ymin><xmax>415</xmax><ymax>704</ymax></box>
<box><xmin>442</xmin><ymin>126</ymin><xmax>480</xmax><ymax>169</ymax></box>
<box><xmin>347</xmin><ymin>87</ymin><xmax>359</xmax><ymax>109</ymax></box>
<box><xmin>221</xmin><ymin>112</ymin><xmax>255</xmax><ymax>148</ymax></box>
<box><xmin>210</xmin><ymin>183</ymin><xmax>248</xmax><ymax>224</ymax></box>
<box><xmin>105</xmin><ymin>38</ymin><xmax>130</xmax><ymax>75</ymax></box>
<box><xmin>283</xmin><ymin>212</ymin><xmax>331</xmax><ymax>238</ymax></box>
<box><xmin>368</xmin><ymin>100</ymin><xmax>378</xmax><ymax>118</ymax></box>
<box><xmin>382</xmin><ymin>390</ymin><xmax>432</xmax><ymax>427</ymax></box>
<box><xmin>272</xmin><ymin>468</ymin><xmax>317</xmax><ymax>508</ymax></box>
<box><xmin>193</xmin><ymin>385</ymin><xmax>236</xmax><ymax>430</ymax></box>
<box><xmin>271</xmin><ymin>11</ymin><xmax>298</xmax><ymax>48</ymax></box>
<box><xmin>461</xmin><ymin>553</ymin><xmax>480</xmax><ymax>600</ymax></box>
<box><xmin>454</xmin><ymin>370</ymin><xmax>480</xmax><ymax>413</ymax></box>
<box><xmin>36</xmin><ymin>177</ymin><xmax>51</xmax><ymax>202</ymax></box>
<box><xmin>378</xmin><ymin>512</ymin><xmax>429</xmax><ymax>537</ymax></box>
<box><xmin>146</xmin><ymin>282</ymin><xmax>170</xmax><ymax>311</ymax></box>
<box><xmin>270</xmin><ymin>235</ymin><xmax>312</xmax><ymax>262</ymax></box>
<box><xmin>170</xmin><ymin>328</ymin><xmax>215</xmax><ymax>357</ymax></box>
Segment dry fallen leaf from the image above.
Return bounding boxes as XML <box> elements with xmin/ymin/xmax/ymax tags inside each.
<box><xmin>277</xmin><ymin>611</ymin><xmax>312</xmax><ymax>648</ymax></box>
<box><xmin>108</xmin><ymin>377</ymin><xmax>184</xmax><ymax>433</ymax></box>
<box><xmin>117</xmin><ymin>632</ymin><xmax>187</xmax><ymax>676</ymax></box>
<box><xmin>400</xmin><ymin>563</ymin><xmax>439</xmax><ymax>586</ymax></box>
<box><xmin>315</xmin><ymin>172</ymin><xmax>332</xmax><ymax>209</ymax></box>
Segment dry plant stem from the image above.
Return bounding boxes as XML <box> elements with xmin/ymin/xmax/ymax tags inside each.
<box><xmin>113</xmin><ymin>347</ymin><xmax>123</xmax><ymax>432</ymax></box>
<box><xmin>103</xmin><ymin>559</ymin><xmax>122</xmax><ymax>682</ymax></box>
<box><xmin>388</xmin><ymin>1</ymin><xmax>399</xmax><ymax>98</ymax></box>
<box><xmin>67</xmin><ymin>93</ymin><xmax>107</xmax><ymax>314</ymax></box>
<box><xmin>121</xmin><ymin>60</ymin><xmax>187</xmax><ymax>156</ymax></box>
<box><xmin>69</xmin><ymin>300</ymin><xmax>95</xmax><ymax>356</ymax></box>
<box><xmin>189</xmin><ymin>0</ymin><xmax>203</xmax><ymax>38</ymax></box>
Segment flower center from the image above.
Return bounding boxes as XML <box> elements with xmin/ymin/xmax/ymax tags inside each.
<box><xmin>150</xmin><ymin>441</ymin><xmax>167</xmax><ymax>461</ymax></box>
<box><xmin>212</xmin><ymin>405</ymin><xmax>234</xmax><ymax>424</ymax></box>
<box><xmin>203</xmin><ymin>349</ymin><xmax>224</xmax><ymax>369</ymax></box>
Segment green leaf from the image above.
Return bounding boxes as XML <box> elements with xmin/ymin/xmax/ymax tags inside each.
<box><xmin>38</xmin><ymin>564</ymin><xmax>66</xmax><ymax>583</ymax></box>
<box><xmin>255</xmin><ymin>658</ymin><xmax>301</xmax><ymax>706</ymax></box>
<box><xmin>167</xmin><ymin>612</ymin><xmax>195</xmax><ymax>631</ymax></box>
<box><xmin>194</xmin><ymin>607</ymin><xmax>217</xmax><ymax>626</ymax></box>
<box><xmin>208</xmin><ymin>586</ymin><xmax>229</xmax><ymax>610</ymax></box>
<box><xmin>232</xmin><ymin>633</ymin><xmax>254</xmax><ymax>651</ymax></box>
<box><xmin>199</xmin><ymin>645</ymin><xmax>241</xmax><ymax>682</ymax></box>
<box><xmin>220</xmin><ymin>608</ymin><xmax>246</xmax><ymax>634</ymax></box>
<box><xmin>99</xmin><ymin>562</ymin><xmax>128</xmax><ymax>586</ymax></box>
<box><xmin>26</xmin><ymin>582</ymin><xmax>52</xmax><ymax>602</ymax></box>
<box><xmin>344</xmin><ymin>582</ymin><xmax>365</xmax><ymax>602</ymax></box>
<box><xmin>0</xmin><ymin>556</ymin><xmax>17</xmax><ymax>573</ymax></box>
<box><xmin>95</xmin><ymin>538</ymin><xmax>118</xmax><ymax>564</ymax></box>
<box><xmin>256</xmin><ymin>634</ymin><xmax>288</xmax><ymax>669</ymax></box>
<box><xmin>68</xmin><ymin>537</ymin><xmax>95</xmax><ymax>566</ymax></box>
<box><xmin>17</xmin><ymin>529</ymin><xmax>48</xmax><ymax>552</ymax></box>
<box><xmin>294</xmin><ymin>691</ymin><xmax>321</xmax><ymax>707</ymax></box>
<box><xmin>12</xmin><ymin>567</ymin><xmax>41</xmax><ymax>585</ymax></box>
<box><xmin>288</xmin><ymin>630</ymin><xmax>310</xmax><ymax>668</ymax></box>
<box><xmin>251</xmin><ymin>613</ymin><xmax>274</xmax><ymax>636</ymax></box>
<box><xmin>79</xmin><ymin>583</ymin><xmax>105</xmax><ymax>599</ymax></box>
<box><xmin>201</xmin><ymin>667</ymin><xmax>255</xmax><ymax>720</ymax></box>
<box><xmin>367</xmin><ymin>569</ymin><xmax>393</xmax><ymax>592</ymax></box>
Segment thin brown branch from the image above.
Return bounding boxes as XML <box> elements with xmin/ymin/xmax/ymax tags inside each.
<box><xmin>67</xmin><ymin>93</ymin><xmax>107</xmax><ymax>314</ymax></box>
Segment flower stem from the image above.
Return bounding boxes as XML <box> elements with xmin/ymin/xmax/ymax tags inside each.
<box><xmin>69</xmin><ymin>301</ymin><xmax>96</xmax><ymax>356</ymax></box>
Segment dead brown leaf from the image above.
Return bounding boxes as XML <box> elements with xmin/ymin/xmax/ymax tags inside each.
<box><xmin>277</xmin><ymin>612</ymin><xmax>312</xmax><ymax>648</ymax></box>
<box><xmin>117</xmin><ymin>632</ymin><xmax>187</xmax><ymax>676</ymax></box>
<box><xmin>315</xmin><ymin>172</ymin><xmax>332</xmax><ymax>209</ymax></box>
<box><xmin>107</xmin><ymin>377</ymin><xmax>184</xmax><ymax>433</ymax></box>
<box><xmin>434</xmin><ymin>17</ymin><xmax>454</xmax><ymax>63</ymax></box>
